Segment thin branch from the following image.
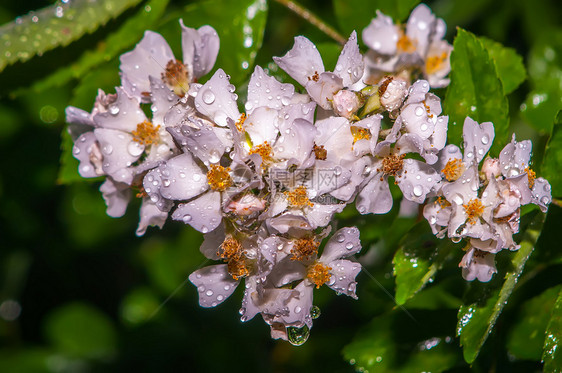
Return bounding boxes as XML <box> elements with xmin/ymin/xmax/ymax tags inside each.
<box><xmin>273</xmin><ymin>0</ymin><xmax>346</xmax><ymax>45</ymax></box>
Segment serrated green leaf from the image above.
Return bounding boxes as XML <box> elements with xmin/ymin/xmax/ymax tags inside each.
<box><xmin>333</xmin><ymin>0</ymin><xmax>420</xmax><ymax>39</ymax></box>
<box><xmin>480</xmin><ymin>37</ymin><xmax>526</xmax><ymax>95</ymax></box>
<box><xmin>343</xmin><ymin>310</ymin><xmax>459</xmax><ymax>373</ymax></box>
<box><xmin>0</xmin><ymin>0</ymin><xmax>142</xmax><ymax>73</ymax></box>
<box><xmin>44</xmin><ymin>302</ymin><xmax>117</xmax><ymax>359</ymax></box>
<box><xmin>28</xmin><ymin>0</ymin><xmax>169</xmax><ymax>94</ymax></box>
<box><xmin>165</xmin><ymin>0</ymin><xmax>268</xmax><ymax>86</ymax></box>
<box><xmin>521</xmin><ymin>30</ymin><xmax>562</xmax><ymax>134</ymax></box>
<box><xmin>393</xmin><ymin>222</ymin><xmax>455</xmax><ymax>305</ymax></box>
<box><xmin>543</xmin><ymin>288</ymin><xmax>562</xmax><ymax>372</ymax></box>
<box><xmin>456</xmin><ymin>211</ymin><xmax>545</xmax><ymax>364</ymax></box>
<box><xmin>507</xmin><ymin>285</ymin><xmax>561</xmax><ymax>360</ymax></box>
<box><xmin>444</xmin><ymin>28</ymin><xmax>509</xmax><ymax>155</ymax></box>
<box><xmin>541</xmin><ymin>110</ymin><xmax>562</xmax><ymax>198</ymax></box>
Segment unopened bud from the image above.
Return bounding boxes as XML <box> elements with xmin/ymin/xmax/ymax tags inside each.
<box><xmin>379</xmin><ymin>77</ymin><xmax>408</xmax><ymax>112</ymax></box>
<box><xmin>332</xmin><ymin>90</ymin><xmax>361</xmax><ymax>119</ymax></box>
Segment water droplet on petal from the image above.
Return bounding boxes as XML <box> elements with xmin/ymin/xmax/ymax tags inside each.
<box><xmin>202</xmin><ymin>89</ymin><xmax>215</xmax><ymax>105</ymax></box>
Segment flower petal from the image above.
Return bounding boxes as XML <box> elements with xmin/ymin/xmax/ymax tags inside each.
<box><xmin>100</xmin><ymin>178</ymin><xmax>131</xmax><ymax>218</ymax></box>
<box><xmin>181</xmin><ymin>20</ymin><xmax>220</xmax><ymax>79</ymax></box>
<box><xmin>172</xmin><ymin>191</ymin><xmax>222</xmax><ymax>233</ymax></box>
<box><xmin>356</xmin><ymin>174</ymin><xmax>393</xmax><ymax>214</ymax></box>
<box><xmin>334</xmin><ymin>31</ymin><xmax>364</xmax><ymax>87</ymax></box>
<box><xmin>399</xmin><ymin>158</ymin><xmax>441</xmax><ymax>203</ymax></box>
<box><xmin>94</xmin><ymin>128</ymin><xmax>139</xmax><ymax>184</ymax></box>
<box><xmin>155</xmin><ymin>153</ymin><xmax>208</xmax><ymax>201</ymax></box>
<box><xmin>322</xmin><ymin>227</ymin><xmax>361</xmax><ymax>262</ymax></box>
<box><xmin>462</xmin><ymin>116</ymin><xmax>494</xmax><ymax>164</ymax></box>
<box><xmin>167</xmin><ymin>124</ymin><xmax>226</xmax><ymax>165</ymax></box>
<box><xmin>189</xmin><ymin>264</ymin><xmax>240</xmax><ymax>308</ymax></box>
<box><xmin>120</xmin><ymin>31</ymin><xmax>175</xmax><ymax>101</ymax></box>
<box><xmin>199</xmin><ymin>223</ymin><xmax>225</xmax><ymax>260</ymax></box>
<box><xmin>531</xmin><ymin>177</ymin><xmax>552</xmax><ymax>212</ymax></box>
<box><xmin>136</xmin><ymin>198</ymin><xmax>168</xmax><ymax>236</ymax></box>
<box><xmin>246</xmin><ymin>65</ymin><xmax>295</xmax><ymax>113</ymax></box>
<box><xmin>305</xmin><ymin>72</ymin><xmax>343</xmax><ymax>110</ymax></box>
<box><xmin>273</xmin><ymin>36</ymin><xmax>325</xmax><ymax>87</ymax></box>
<box><xmin>93</xmin><ymin>87</ymin><xmax>147</xmax><ymax>133</ymax></box>
<box><xmin>195</xmin><ymin>68</ymin><xmax>240</xmax><ymax>126</ymax></box>
<box><xmin>362</xmin><ymin>10</ymin><xmax>398</xmax><ymax>55</ymax></box>
<box><xmin>326</xmin><ymin>259</ymin><xmax>361</xmax><ymax>299</ymax></box>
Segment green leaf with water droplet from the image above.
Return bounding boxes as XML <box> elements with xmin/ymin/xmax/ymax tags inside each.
<box><xmin>393</xmin><ymin>222</ymin><xmax>455</xmax><ymax>305</ymax></box>
<box><xmin>541</xmin><ymin>110</ymin><xmax>562</xmax><ymax>198</ymax></box>
<box><xmin>456</xmin><ymin>211</ymin><xmax>545</xmax><ymax>364</ymax></box>
<box><xmin>507</xmin><ymin>285</ymin><xmax>562</xmax><ymax>360</ymax></box>
<box><xmin>0</xmin><ymin>0</ymin><xmax>143</xmax><ymax>73</ymax></box>
<box><xmin>160</xmin><ymin>0</ymin><xmax>267</xmax><ymax>86</ymax></box>
<box><xmin>334</xmin><ymin>0</ymin><xmax>421</xmax><ymax>37</ymax></box>
<box><xmin>28</xmin><ymin>0</ymin><xmax>169</xmax><ymax>94</ymax></box>
<box><xmin>543</xmin><ymin>288</ymin><xmax>562</xmax><ymax>372</ymax></box>
<box><xmin>443</xmin><ymin>28</ymin><xmax>509</xmax><ymax>155</ymax></box>
<box><xmin>521</xmin><ymin>30</ymin><xmax>562</xmax><ymax>134</ymax></box>
<box><xmin>44</xmin><ymin>302</ymin><xmax>117</xmax><ymax>359</ymax></box>
<box><xmin>343</xmin><ymin>310</ymin><xmax>459</xmax><ymax>372</ymax></box>
<box><xmin>480</xmin><ymin>37</ymin><xmax>526</xmax><ymax>95</ymax></box>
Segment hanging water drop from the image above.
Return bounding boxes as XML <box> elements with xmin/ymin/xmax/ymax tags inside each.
<box><xmin>287</xmin><ymin>325</ymin><xmax>310</xmax><ymax>346</ymax></box>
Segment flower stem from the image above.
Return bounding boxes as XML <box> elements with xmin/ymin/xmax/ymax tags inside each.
<box><xmin>273</xmin><ymin>0</ymin><xmax>346</xmax><ymax>45</ymax></box>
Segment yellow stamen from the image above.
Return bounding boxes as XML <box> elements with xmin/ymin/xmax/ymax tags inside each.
<box><xmin>161</xmin><ymin>59</ymin><xmax>190</xmax><ymax>97</ymax></box>
<box><xmin>525</xmin><ymin>167</ymin><xmax>536</xmax><ymax>189</ymax></box>
<box><xmin>308</xmin><ymin>71</ymin><xmax>320</xmax><ymax>82</ymax></box>
<box><xmin>249</xmin><ymin>141</ymin><xmax>273</xmax><ymax>164</ymax></box>
<box><xmin>290</xmin><ymin>237</ymin><xmax>319</xmax><ymax>261</ymax></box>
<box><xmin>435</xmin><ymin>196</ymin><xmax>451</xmax><ymax>210</ymax></box>
<box><xmin>206</xmin><ymin>164</ymin><xmax>232</xmax><ymax>191</ymax></box>
<box><xmin>307</xmin><ymin>262</ymin><xmax>332</xmax><ymax>289</ymax></box>
<box><xmin>313</xmin><ymin>144</ymin><xmax>327</xmax><ymax>160</ymax></box>
<box><xmin>350</xmin><ymin>126</ymin><xmax>371</xmax><ymax>145</ymax></box>
<box><xmin>463</xmin><ymin>198</ymin><xmax>485</xmax><ymax>225</ymax></box>
<box><xmin>235</xmin><ymin>113</ymin><xmax>247</xmax><ymax>132</ymax></box>
<box><xmin>379</xmin><ymin>154</ymin><xmax>405</xmax><ymax>177</ymax></box>
<box><xmin>285</xmin><ymin>186</ymin><xmax>313</xmax><ymax>208</ymax></box>
<box><xmin>441</xmin><ymin>158</ymin><xmax>464</xmax><ymax>182</ymax></box>
<box><xmin>217</xmin><ymin>236</ymin><xmax>243</xmax><ymax>260</ymax></box>
<box><xmin>425</xmin><ymin>52</ymin><xmax>448</xmax><ymax>75</ymax></box>
<box><xmin>397</xmin><ymin>33</ymin><xmax>416</xmax><ymax>53</ymax></box>
<box><xmin>132</xmin><ymin>120</ymin><xmax>160</xmax><ymax>146</ymax></box>
<box><xmin>227</xmin><ymin>258</ymin><xmax>250</xmax><ymax>280</ymax></box>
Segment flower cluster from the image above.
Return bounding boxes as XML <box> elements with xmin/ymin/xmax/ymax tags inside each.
<box><xmin>65</xmin><ymin>4</ymin><xmax>551</xmax><ymax>344</ymax></box>
<box><xmin>423</xmin><ymin>118</ymin><xmax>552</xmax><ymax>281</ymax></box>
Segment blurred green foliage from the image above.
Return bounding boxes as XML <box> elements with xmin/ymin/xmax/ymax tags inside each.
<box><xmin>0</xmin><ymin>0</ymin><xmax>561</xmax><ymax>372</ymax></box>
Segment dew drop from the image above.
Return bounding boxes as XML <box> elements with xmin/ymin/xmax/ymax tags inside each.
<box><xmin>413</xmin><ymin>185</ymin><xmax>423</xmax><ymax>197</ymax></box>
<box><xmin>287</xmin><ymin>325</ymin><xmax>310</xmax><ymax>346</ymax></box>
<box><xmin>415</xmin><ymin>106</ymin><xmax>424</xmax><ymax>116</ymax></box>
<box><xmin>202</xmin><ymin>89</ymin><xmax>215</xmax><ymax>104</ymax></box>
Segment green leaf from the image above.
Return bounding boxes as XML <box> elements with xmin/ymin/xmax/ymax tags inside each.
<box><xmin>333</xmin><ymin>0</ymin><xmax>420</xmax><ymax>38</ymax></box>
<box><xmin>343</xmin><ymin>310</ymin><xmax>459</xmax><ymax>372</ymax></box>
<box><xmin>456</xmin><ymin>211</ymin><xmax>545</xmax><ymax>364</ymax></box>
<box><xmin>28</xmin><ymin>0</ymin><xmax>169</xmax><ymax>94</ymax></box>
<box><xmin>521</xmin><ymin>30</ymin><xmax>562</xmax><ymax>134</ymax></box>
<box><xmin>0</xmin><ymin>0</ymin><xmax>142</xmax><ymax>73</ymax></box>
<box><xmin>443</xmin><ymin>28</ymin><xmax>509</xmax><ymax>155</ymax></box>
<box><xmin>507</xmin><ymin>285</ymin><xmax>561</xmax><ymax>360</ymax></box>
<box><xmin>541</xmin><ymin>110</ymin><xmax>562</xmax><ymax>198</ymax></box>
<box><xmin>44</xmin><ymin>302</ymin><xmax>117</xmax><ymax>359</ymax></box>
<box><xmin>480</xmin><ymin>37</ymin><xmax>526</xmax><ymax>95</ymax></box>
<box><xmin>166</xmin><ymin>0</ymin><xmax>268</xmax><ymax>86</ymax></box>
<box><xmin>543</xmin><ymin>288</ymin><xmax>562</xmax><ymax>372</ymax></box>
<box><xmin>393</xmin><ymin>222</ymin><xmax>455</xmax><ymax>305</ymax></box>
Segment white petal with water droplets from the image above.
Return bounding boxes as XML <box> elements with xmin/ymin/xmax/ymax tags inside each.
<box><xmin>273</xmin><ymin>36</ymin><xmax>325</xmax><ymax>87</ymax></box>
<box><xmin>172</xmin><ymin>191</ymin><xmax>222</xmax><ymax>233</ymax></box>
<box><xmin>189</xmin><ymin>264</ymin><xmax>239</xmax><ymax>308</ymax></box>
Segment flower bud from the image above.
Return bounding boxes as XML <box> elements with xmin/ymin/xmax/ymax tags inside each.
<box><xmin>332</xmin><ymin>89</ymin><xmax>361</xmax><ymax>119</ymax></box>
<box><xmin>379</xmin><ymin>77</ymin><xmax>408</xmax><ymax>112</ymax></box>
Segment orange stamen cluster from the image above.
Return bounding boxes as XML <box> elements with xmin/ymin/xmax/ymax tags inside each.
<box><xmin>425</xmin><ymin>52</ymin><xmax>448</xmax><ymax>75</ymax></box>
<box><xmin>435</xmin><ymin>196</ymin><xmax>451</xmax><ymax>211</ymax></box>
<box><xmin>308</xmin><ymin>71</ymin><xmax>320</xmax><ymax>82</ymax></box>
<box><xmin>235</xmin><ymin>113</ymin><xmax>247</xmax><ymax>132</ymax></box>
<box><xmin>206</xmin><ymin>164</ymin><xmax>232</xmax><ymax>191</ymax></box>
<box><xmin>380</xmin><ymin>154</ymin><xmax>405</xmax><ymax>178</ymax></box>
<box><xmin>463</xmin><ymin>198</ymin><xmax>485</xmax><ymax>225</ymax></box>
<box><xmin>313</xmin><ymin>144</ymin><xmax>327</xmax><ymax>160</ymax></box>
<box><xmin>351</xmin><ymin>126</ymin><xmax>371</xmax><ymax>145</ymax></box>
<box><xmin>397</xmin><ymin>33</ymin><xmax>416</xmax><ymax>53</ymax></box>
<box><xmin>161</xmin><ymin>59</ymin><xmax>189</xmax><ymax>97</ymax></box>
<box><xmin>525</xmin><ymin>167</ymin><xmax>536</xmax><ymax>189</ymax></box>
<box><xmin>441</xmin><ymin>158</ymin><xmax>464</xmax><ymax>182</ymax></box>
<box><xmin>285</xmin><ymin>186</ymin><xmax>313</xmax><ymax>208</ymax></box>
<box><xmin>307</xmin><ymin>262</ymin><xmax>332</xmax><ymax>289</ymax></box>
<box><xmin>132</xmin><ymin>120</ymin><xmax>160</xmax><ymax>146</ymax></box>
<box><xmin>249</xmin><ymin>141</ymin><xmax>273</xmax><ymax>164</ymax></box>
<box><xmin>290</xmin><ymin>237</ymin><xmax>319</xmax><ymax>261</ymax></box>
<box><xmin>217</xmin><ymin>236</ymin><xmax>250</xmax><ymax>280</ymax></box>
